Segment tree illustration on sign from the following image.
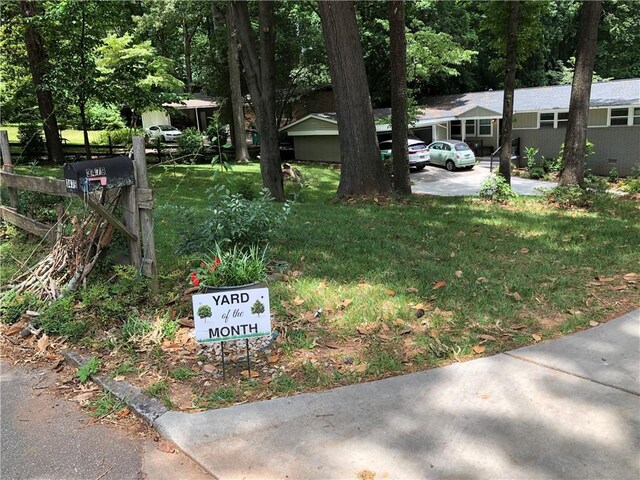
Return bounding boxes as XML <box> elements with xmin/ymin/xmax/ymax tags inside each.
<box><xmin>197</xmin><ymin>304</ymin><xmax>212</xmax><ymax>319</ymax></box>
<box><xmin>251</xmin><ymin>299</ymin><xmax>265</xmax><ymax>317</ymax></box>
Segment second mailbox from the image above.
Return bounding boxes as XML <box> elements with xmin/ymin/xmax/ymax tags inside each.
<box><xmin>64</xmin><ymin>156</ymin><xmax>135</xmax><ymax>194</ymax></box>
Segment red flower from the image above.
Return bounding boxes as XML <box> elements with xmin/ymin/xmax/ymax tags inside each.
<box><xmin>215</xmin><ymin>257</ymin><xmax>221</xmax><ymax>266</ymax></box>
<box><xmin>190</xmin><ymin>271</ymin><xmax>200</xmax><ymax>287</ymax></box>
<box><xmin>201</xmin><ymin>262</ymin><xmax>206</xmax><ymax>268</ymax></box>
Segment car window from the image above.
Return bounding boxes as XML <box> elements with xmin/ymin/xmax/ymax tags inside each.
<box><xmin>150</xmin><ymin>126</ymin><xmax>158</xmax><ymax>131</ymax></box>
<box><xmin>159</xmin><ymin>125</ymin><xmax>174</xmax><ymax>131</ymax></box>
<box><xmin>430</xmin><ymin>143</ymin><xmax>440</xmax><ymax>150</ymax></box>
<box><xmin>443</xmin><ymin>144</ymin><xmax>451</xmax><ymax>151</ymax></box>
<box><xmin>409</xmin><ymin>143</ymin><xmax>428</xmax><ymax>150</ymax></box>
<box><xmin>454</xmin><ymin>143</ymin><xmax>471</xmax><ymax>151</ymax></box>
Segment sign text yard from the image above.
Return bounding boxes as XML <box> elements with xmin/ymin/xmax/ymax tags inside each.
<box><xmin>192</xmin><ymin>287</ymin><xmax>271</xmax><ymax>343</ymax></box>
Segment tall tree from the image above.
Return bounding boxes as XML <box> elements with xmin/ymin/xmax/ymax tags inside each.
<box><xmin>19</xmin><ymin>0</ymin><xmax>65</xmax><ymax>164</ymax></box>
<box><xmin>560</xmin><ymin>0</ymin><xmax>603</xmax><ymax>186</ymax></box>
<box><xmin>232</xmin><ymin>0</ymin><xmax>283</xmax><ymax>200</ymax></box>
<box><xmin>498</xmin><ymin>0</ymin><xmax>520</xmax><ymax>184</ymax></box>
<box><xmin>225</xmin><ymin>4</ymin><xmax>250</xmax><ymax>163</ymax></box>
<box><xmin>389</xmin><ymin>0</ymin><xmax>410</xmax><ymax>194</ymax></box>
<box><xmin>318</xmin><ymin>0</ymin><xmax>390</xmax><ymax>197</ymax></box>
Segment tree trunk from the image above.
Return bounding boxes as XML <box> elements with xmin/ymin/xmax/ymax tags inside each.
<box><xmin>20</xmin><ymin>0</ymin><xmax>65</xmax><ymax>164</ymax></box>
<box><xmin>226</xmin><ymin>5</ymin><xmax>250</xmax><ymax>163</ymax></box>
<box><xmin>79</xmin><ymin>2</ymin><xmax>91</xmax><ymax>160</ymax></box>
<box><xmin>559</xmin><ymin>0</ymin><xmax>603</xmax><ymax>187</ymax></box>
<box><xmin>183</xmin><ymin>20</ymin><xmax>193</xmax><ymax>92</ymax></box>
<box><xmin>318</xmin><ymin>0</ymin><xmax>391</xmax><ymax>197</ymax></box>
<box><xmin>232</xmin><ymin>0</ymin><xmax>284</xmax><ymax>201</ymax></box>
<box><xmin>499</xmin><ymin>0</ymin><xmax>520</xmax><ymax>185</ymax></box>
<box><xmin>389</xmin><ymin>0</ymin><xmax>410</xmax><ymax>195</ymax></box>
<box><xmin>79</xmin><ymin>102</ymin><xmax>91</xmax><ymax>160</ymax></box>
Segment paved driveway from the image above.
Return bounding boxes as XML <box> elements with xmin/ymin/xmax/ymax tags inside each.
<box><xmin>411</xmin><ymin>160</ymin><xmax>557</xmax><ymax>196</ymax></box>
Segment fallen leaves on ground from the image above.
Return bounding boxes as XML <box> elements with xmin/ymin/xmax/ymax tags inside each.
<box><xmin>532</xmin><ymin>333</ymin><xmax>542</xmax><ymax>342</ymax></box>
<box><xmin>472</xmin><ymin>345</ymin><xmax>486</xmax><ymax>354</ymax></box>
<box><xmin>432</xmin><ymin>281</ymin><xmax>447</xmax><ymax>290</ymax></box>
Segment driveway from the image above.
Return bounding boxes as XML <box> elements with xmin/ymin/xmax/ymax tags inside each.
<box><xmin>411</xmin><ymin>160</ymin><xmax>557</xmax><ymax>196</ymax></box>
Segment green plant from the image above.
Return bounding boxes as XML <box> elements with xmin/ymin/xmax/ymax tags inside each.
<box><xmin>121</xmin><ymin>316</ymin><xmax>153</xmax><ymax>342</ymax></box>
<box><xmin>96</xmin><ymin>128</ymin><xmax>145</xmax><ymax>147</ymax></box>
<box><xmin>197</xmin><ymin>386</ymin><xmax>236</xmax><ymax>408</ymax></box>
<box><xmin>524</xmin><ymin>146</ymin><xmax>539</xmax><ymax>169</ymax></box>
<box><xmin>113</xmin><ymin>360</ymin><xmax>138</xmax><ymax>376</ymax></box>
<box><xmin>169</xmin><ymin>367</ymin><xmax>195</xmax><ymax>381</ymax></box>
<box><xmin>176</xmin><ymin>127</ymin><xmax>204</xmax><ymax>163</ymax></box>
<box><xmin>0</xmin><ymin>290</ymin><xmax>41</xmax><ymax>325</ymax></box>
<box><xmin>479</xmin><ymin>174</ymin><xmax>518</xmax><ymax>203</ymax></box>
<box><xmin>144</xmin><ymin>379</ymin><xmax>173</xmax><ymax>408</ymax></box>
<box><xmin>621</xmin><ymin>178</ymin><xmax>640</xmax><ymax>194</ymax></box>
<box><xmin>89</xmin><ymin>392</ymin><xmax>126</xmax><ymax>417</ymax></box>
<box><xmin>542</xmin><ymin>156</ymin><xmax>562</xmax><ymax>174</ymax></box>
<box><xmin>189</xmin><ymin>243</ymin><xmax>268</xmax><ymax>288</ymax></box>
<box><xmin>272</xmin><ymin>374</ymin><xmax>298</xmax><ymax>394</ymax></box>
<box><xmin>18</xmin><ymin>122</ymin><xmax>45</xmax><ymax>162</ymax></box>
<box><xmin>608</xmin><ymin>167</ymin><xmax>619</xmax><ymax>183</ymax></box>
<box><xmin>544</xmin><ymin>185</ymin><xmax>592</xmax><ymax>209</ymax></box>
<box><xmin>77</xmin><ymin>357</ymin><xmax>101</xmax><ymax>383</ymax></box>
<box><xmin>366</xmin><ymin>350</ymin><xmax>403</xmax><ymax>376</ymax></box>
<box><xmin>528</xmin><ymin>166</ymin><xmax>546</xmax><ymax>180</ymax></box>
<box><xmin>39</xmin><ymin>296</ymin><xmax>88</xmax><ymax>340</ymax></box>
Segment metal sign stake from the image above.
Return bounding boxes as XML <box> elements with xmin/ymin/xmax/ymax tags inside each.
<box><xmin>221</xmin><ymin>341</ymin><xmax>226</xmax><ymax>382</ymax></box>
<box><xmin>245</xmin><ymin>338</ymin><xmax>251</xmax><ymax>377</ymax></box>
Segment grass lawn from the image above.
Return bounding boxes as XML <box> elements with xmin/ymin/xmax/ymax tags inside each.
<box><xmin>2</xmin><ymin>162</ymin><xmax>639</xmax><ymax>411</ymax></box>
<box><xmin>1</xmin><ymin>124</ymin><xmax>105</xmax><ymax>144</ymax></box>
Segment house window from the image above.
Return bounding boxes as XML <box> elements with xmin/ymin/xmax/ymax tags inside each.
<box><xmin>633</xmin><ymin>107</ymin><xmax>640</xmax><ymax>126</ymax></box>
<box><xmin>557</xmin><ymin>112</ymin><xmax>569</xmax><ymax>128</ymax></box>
<box><xmin>610</xmin><ymin>108</ymin><xmax>629</xmax><ymax>126</ymax></box>
<box><xmin>540</xmin><ymin>113</ymin><xmax>554</xmax><ymax>128</ymax></box>
<box><xmin>465</xmin><ymin>120</ymin><xmax>475</xmax><ymax>136</ymax></box>
<box><xmin>478</xmin><ymin>119</ymin><xmax>492</xmax><ymax>136</ymax></box>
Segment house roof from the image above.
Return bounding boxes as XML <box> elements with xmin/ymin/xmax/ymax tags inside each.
<box><xmin>164</xmin><ymin>94</ymin><xmax>220</xmax><ymax>110</ymax></box>
<box><xmin>281</xmin><ymin>78</ymin><xmax>640</xmax><ymax>134</ymax></box>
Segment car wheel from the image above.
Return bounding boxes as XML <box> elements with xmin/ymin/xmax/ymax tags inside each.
<box><xmin>414</xmin><ymin>165</ymin><xmax>426</xmax><ymax>172</ymax></box>
<box><xmin>446</xmin><ymin>160</ymin><xmax>455</xmax><ymax>171</ymax></box>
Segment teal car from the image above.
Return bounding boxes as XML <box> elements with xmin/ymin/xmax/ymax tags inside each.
<box><xmin>427</xmin><ymin>140</ymin><xmax>477</xmax><ymax>171</ymax></box>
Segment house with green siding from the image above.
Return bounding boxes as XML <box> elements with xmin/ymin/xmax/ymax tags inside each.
<box><xmin>281</xmin><ymin>79</ymin><xmax>639</xmax><ymax>176</ymax></box>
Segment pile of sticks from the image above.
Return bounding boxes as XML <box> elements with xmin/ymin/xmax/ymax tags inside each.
<box><xmin>6</xmin><ymin>193</ymin><xmax>119</xmax><ymax>303</ymax></box>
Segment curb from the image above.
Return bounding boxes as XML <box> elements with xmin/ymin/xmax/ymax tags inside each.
<box><xmin>61</xmin><ymin>350</ymin><xmax>167</xmax><ymax>426</ymax></box>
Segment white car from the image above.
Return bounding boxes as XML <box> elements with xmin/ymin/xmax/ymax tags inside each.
<box><xmin>146</xmin><ymin>125</ymin><xmax>182</xmax><ymax>142</ymax></box>
<box><xmin>379</xmin><ymin>138</ymin><xmax>430</xmax><ymax>171</ymax></box>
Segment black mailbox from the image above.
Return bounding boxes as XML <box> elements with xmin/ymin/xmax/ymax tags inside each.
<box><xmin>64</xmin><ymin>156</ymin><xmax>135</xmax><ymax>194</ymax></box>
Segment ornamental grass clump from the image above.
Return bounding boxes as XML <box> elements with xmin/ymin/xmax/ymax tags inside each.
<box><xmin>190</xmin><ymin>244</ymin><xmax>267</xmax><ymax>288</ymax></box>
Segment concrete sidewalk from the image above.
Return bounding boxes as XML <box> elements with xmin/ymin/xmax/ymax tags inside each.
<box><xmin>155</xmin><ymin>310</ymin><xmax>640</xmax><ymax>479</ymax></box>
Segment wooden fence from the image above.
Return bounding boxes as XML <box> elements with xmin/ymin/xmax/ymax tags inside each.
<box><xmin>0</xmin><ymin>131</ymin><xmax>158</xmax><ymax>288</ymax></box>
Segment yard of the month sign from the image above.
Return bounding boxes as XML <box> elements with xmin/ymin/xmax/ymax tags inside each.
<box><xmin>192</xmin><ymin>287</ymin><xmax>271</xmax><ymax>343</ymax></box>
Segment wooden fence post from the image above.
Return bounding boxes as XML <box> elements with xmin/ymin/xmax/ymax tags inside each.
<box><xmin>0</xmin><ymin>131</ymin><xmax>19</xmax><ymax>209</ymax></box>
<box><xmin>132</xmin><ymin>136</ymin><xmax>158</xmax><ymax>289</ymax></box>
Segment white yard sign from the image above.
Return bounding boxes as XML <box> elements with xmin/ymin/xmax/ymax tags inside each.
<box><xmin>192</xmin><ymin>287</ymin><xmax>271</xmax><ymax>343</ymax></box>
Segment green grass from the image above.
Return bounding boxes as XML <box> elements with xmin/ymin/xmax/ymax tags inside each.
<box><xmin>3</xmin><ymin>161</ymin><xmax>639</xmax><ymax>408</ymax></box>
<box><xmin>89</xmin><ymin>392</ymin><xmax>126</xmax><ymax>417</ymax></box>
<box><xmin>1</xmin><ymin>124</ymin><xmax>105</xmax><ymax>144</ymax></box>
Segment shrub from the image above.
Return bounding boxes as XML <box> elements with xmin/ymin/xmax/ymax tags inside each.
<box><xmin>542</xmin><ymin>156</ymin><xmax>562</xmax><ymax>174</ymax></box>
<box><xmin>173</xmin><ymin>188</ymin><xmax>292</xmax><ymax>254</ymax></box>
<box><xmin>621</xmin><ymin>178</ymin><xmax>640</xmax><ymax>194</ymax></box>
<box><xmin>176</xmin><ymin>127</ymin><xmax>204</xmax><ymax>163</ymax></box>
<box><xmin>479</xmin><ymin>175</ymin><xmax>517</xmax><ymax>203</ymax></box>
<box><xmin>0</xmin><ymin>290</ymin><xmax>42</xmax><ymax>325</ymax></box>
<box><xmin>190</xmin><ymin>243</ymin><xmax>268</xmax><ymax>288</ymax></box>
<box><xmin>543</xmin><ymin>179</ymin><xmax>610</xmax><ymax>209</ymax></box>
<box><xmin>18</xmin><ymin>123</ymin><xmax>45</xmax><ymax>162</ymax></box>
<box><xmin>528</xmin><ymin>166</ymin><xmax>546</xmax><ymax>180</ymax></box>
<box><xmin>38</xmin><ymin>296</ymin><xmax>88</xmax><ymax>340</ymax></box>
<box><xmin>524</xmin><ymin>146</ymin><xmax>539</xmax><ymax>169</ymax></box>
<box><xmin>96</xmin><ymin>128</ymin><xmax>145</xmax><ymax>147</ymax></box>
<box><xmin>607</xmin><ymin>167</ymin><xmax>619</xmax><ymax>183</ymax></box>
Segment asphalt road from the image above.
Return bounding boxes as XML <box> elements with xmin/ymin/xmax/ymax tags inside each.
<box><xmin>0</xmin><ymin>361</ymin><xmax>213</xmax><ymax>480</ymax></box>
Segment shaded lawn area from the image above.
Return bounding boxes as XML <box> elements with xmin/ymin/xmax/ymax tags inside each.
<box><xmin>2</xmin><ymin>162</ymin><xmax>639</xmax><ymax>410</ymax></box>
